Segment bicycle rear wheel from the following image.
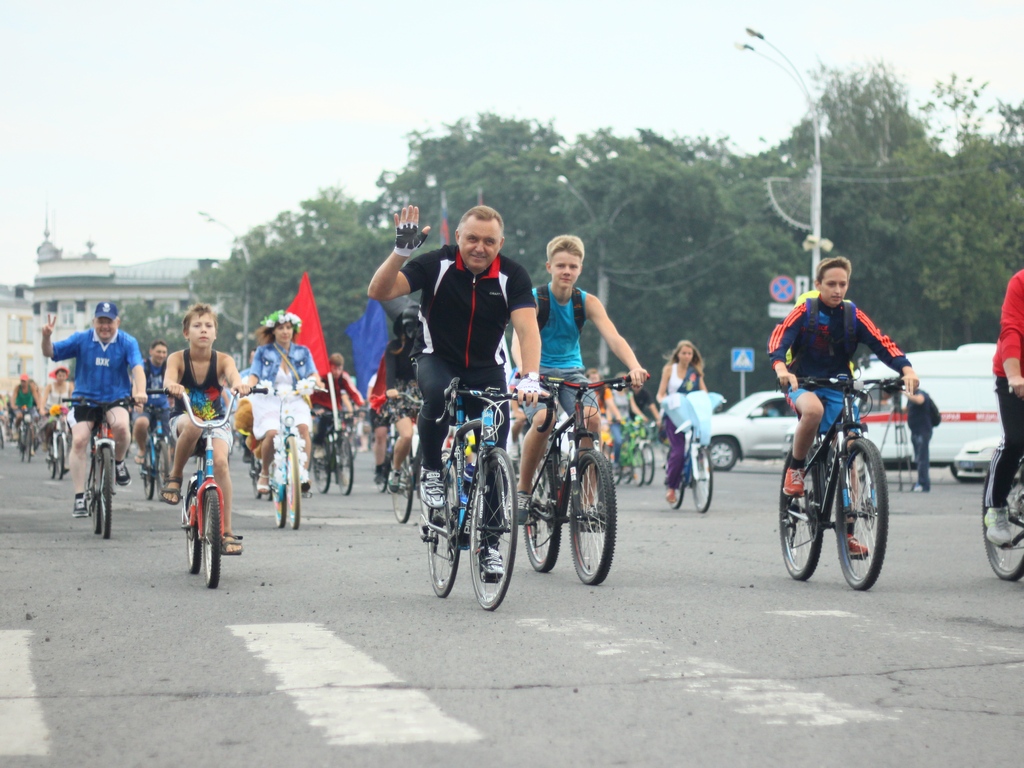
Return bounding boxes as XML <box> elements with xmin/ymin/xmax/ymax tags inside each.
<box><xmin>570</xmin><ymin>449</ymin><xmax>617</xmax><ymax>585</ymax></box>
<box><xmin>691</xmin><ymin>446</ymin><xmax>713</xmax><ymax>514</ymax></box>
<box><xmin>202</xmin><ymin>488</ymin><xmax>222</xmax><ymax>589</ymax></box>
<box><xmin>779</xmin><ymin>452</ymin><xmax>823</xmax><ymax>581</ymax></box>
<box><xmin>287</xmin><ymin>436</ymin><xmax>301</xmax><ymax>529</ymax></box>
<box><xmin>984</xmin><ymin>473</ymin><xmax>1024</xmax><ymax>579</ymax></box>
<box><xmin>427</xmin><ymin>462</ymin><xmax>460</xmax><ymax>598</ymax></box>
<box><xmin>640</xmin><ymin>441</ymin><xmax>656</xmax><ymax>486</ymax></box>
<box><xmin>313</xmin><ymin>443</ymin><xmax>331</xmax><ymax>494</ymax></box>
<box><xmin>391</xmin><ymin>461</ymin><xmax>415</xmax><ymax>524</ymax></box>
<box><xmin>470</xmin><ymin>448</ymin><xmax>517</xmax><ymax>610</ymax></box>
<box><xmin>143</xmin><ymin>442</ymin><xmax>157</xmax><ymax>500</ymax></box>
<box><xmin>98</xmin><ymin>445</ymin><xmax>113</xmax><ymax>539</ymax></box>
<box><xmin>59</xmin><ymin>435</ymin><xmax>69</xmax><ymax>479</ymax></box>
<box><xmin>837</xmin><ymin>438</ymin><xmax>889</xmax><ymax>591</ymax></box>
<box><xmin>524</xmin><ymin>455</ymin><xmax>562</xmax><ymax>573</ymax></box>
<box><xmin>184</xmin><ymin>477</ymin><xmax>201</xmax><ymax>574</ymax></box>
<box><xmin>337</xmin><ymin>436</ymin><xmax>355</xmax><ymax>495</ymax></box>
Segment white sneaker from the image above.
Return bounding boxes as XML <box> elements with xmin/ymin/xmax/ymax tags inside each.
<box><xmin>985</xmin><ymin>507</ymin><xmax>1013</xmax><ymax>546</ymax></box>
<box><xmin>481</xmin><ymin>546</ymin><xmax>505</xmax><ymax>580</ymax></box>
<box><xmin>420</xmin><ymin>469</ymin><xmax>445</xmax><ymax>509</ymax></box>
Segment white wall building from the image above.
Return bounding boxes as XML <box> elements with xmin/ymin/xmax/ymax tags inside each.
<box><xmin>1</xmin><ymin>283</ymin><xmax>36</xmax><ymax>394</ymax></box>
<box><xmin>29</xmin><ymin>226</ymin><xmax>214</xmax><ymax>382</ymax></box>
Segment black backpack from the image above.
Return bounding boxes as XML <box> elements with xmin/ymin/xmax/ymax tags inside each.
<box><xmin>536</xmin><ymin>284</ymin><xmax>585</xmax><ymax>333</ymax></box>
<box><xmin>927</xmin><ymin>396</ymin><xmax>941</xmax><ymax>428</ymax></box>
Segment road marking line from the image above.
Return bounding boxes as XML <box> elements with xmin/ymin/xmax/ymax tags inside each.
<box><xmin>229</xmin><ymin>623</ymin><xmax>479</xmax><ymax>745</ymax></box>
<box><xmin>520</xmin><ymin>619</ymin><xmax>891</xmax><ymax>726</ymax></box>
<box><xmin>768</xmin><ymin>610</ymin><xmax>859</xmax><ymax>618</ymax></box>
<box><xmin>0</xmin><ymin>630</ymin><xmax>49</xmax><ymax>756</ymax></box>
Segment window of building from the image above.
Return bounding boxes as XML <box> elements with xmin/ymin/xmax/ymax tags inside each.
<box><xmin>59</xmin><ymin>302</ymin><xmax>76</xmax><ymax>328</ymax></box>
<box><xmin>8</xmin><ymin>315</ymin><xmax>21</xmax><ymax>343</ymax></box>
<box><xmin>8</xmin><ymin>356</ymin><xmax>21</xmax><ymax>376</ymax></box>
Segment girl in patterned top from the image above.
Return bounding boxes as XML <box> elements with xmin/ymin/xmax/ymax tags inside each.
<box><xmin>161</xmin><ymin>304</ymin><xmax>251</xmax><ymax>555</ymax></box>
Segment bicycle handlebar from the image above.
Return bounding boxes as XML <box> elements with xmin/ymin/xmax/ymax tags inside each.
<box><xmin>435</xmin><ymin>378</ymin><xmax>517</xmax><ymax>424</ymax></box>
<box><xmin>148</xmin><ymin>387</ymin><xmax>268</xmax><ymax>430</ymax></box>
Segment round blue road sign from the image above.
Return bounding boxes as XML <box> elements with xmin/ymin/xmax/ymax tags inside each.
<box><xmin>770</xmin><ymin>275</ymin><xmax>795</xmax><ymax>303</ymax></box>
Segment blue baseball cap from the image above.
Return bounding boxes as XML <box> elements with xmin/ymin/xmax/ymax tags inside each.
<box><xmin>94</xmin><ymin>301</ymin><xmax>119</xmax><ymax>319</ymax></box>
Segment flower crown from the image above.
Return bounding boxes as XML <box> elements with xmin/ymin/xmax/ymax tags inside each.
<box><xmin>261</xmin><ymin>310</ymin><xmax>302</xmax><ymax>334</ymax></box>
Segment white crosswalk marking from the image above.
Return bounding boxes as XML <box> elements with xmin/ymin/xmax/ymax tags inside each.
<box><xmin>0</xmin><ymin>630</ymin><xmax>49</xmax><ymax>756</ymax></box>
<box><xmin>229</xmin><ymin>623</ymin><xmax>480</xmax><ymax>745</ymax></box>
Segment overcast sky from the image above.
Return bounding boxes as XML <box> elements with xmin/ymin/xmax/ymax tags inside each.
<box><xmin>2</xmin><ymin>0</ymin><xmax>1021</xmax><ymax>287</ymax></box>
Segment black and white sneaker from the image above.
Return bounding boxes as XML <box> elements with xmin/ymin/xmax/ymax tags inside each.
<box><xmin>115</xmin><ymin>461</ymin><xmax>131</xmax><ymax>487</ymax></box>
<box><xmin>516</xmin><ymin>490</ymin><xmax>531</xmax><ymax>526</ymax></box>
<box><xmin>72</xmin><ymin>497</ymin><xmax>88</xmax><ymax>518</ymax></box>
<box><xmin>481</xmin><ymin>546</ymin><xmax>505</xmax><ymax>582</ymax></box>
<box><xmin>420</xmin><ymin>469</ymin><xmax>446</xmax><ymax>509</ymax></box>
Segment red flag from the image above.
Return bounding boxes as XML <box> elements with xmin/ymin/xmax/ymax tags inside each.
<box><xmin>287</xmin><ymin>272</ymin><xmax>329</xmax><ymax>376</ymax></box>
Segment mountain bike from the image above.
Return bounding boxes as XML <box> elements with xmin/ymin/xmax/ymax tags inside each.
<box><xmin>523</xmin><ymin>375</ymin><xmax>628</xmax><ymax>585</ymax></box>
<box><xmin>45</xmin><ymin>405</ymin><xmax>70</xmax><ymax>480</ymax></box>
<box><xmin>615</xmin><ymin>416</ymin><xmax>656</xmax><ymax>486</ymax></box>
<box><xmin>664</xmin><ymin>391</ymin><xmax>721</xmax><ymax>514</ymax></box>
<box><xmin>419</xmin><ymin>381</ymin><xmax>518</xmax><ymax>611</ymax></box>
<box><xmin>983</xmin><ymin>464</ymin><xmax>1024</xmax><ymax>580</ymax></box>
<box><xmin>140</xmin><ymin>406</ymin><xmax>172</xmax><ymax>501</ymax></box>
<box><xmin>312</xmin><ymin>410</ymin><xmax>355</xmax><ymax>496</ymax></box>
<box><xmin>68</xmin><ymin>397</ymin><xmax>135</xmax><ymax>539</ymax></box>
<box><xmin>779</xmin><ymin>376</ymin><xmax>896</xmax><ymax>591</ymax></box>
<box><xmin>157</xmin><ymin>387</ymin><xmax>265</xmax><ymax>589</ymax></box>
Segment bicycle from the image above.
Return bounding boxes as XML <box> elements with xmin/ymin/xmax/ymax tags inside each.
<box><xmin>45</xmin><ymin>405</ymin><xmax>71</xmax><ymax>480</ymax></box>
<box><xmin>522</xmin><ymin>375</ymin><xmax>628</xmax><ymax>586</ymax></box>
<box><xmin>312</xmin><ymin>410</ymin><xmax>356</xmax><ymax>496</ymax></box>
<box><xmin>983</xmin><ymin>465</ymin><xmax>1024</xmax><ymax>580</ymax></box>
<box><xmin>664</xmin><ymin>391</ymin><xmax>721</xmax><ymax>514</ymax></box>
<box><xmin>67</xmin><ymin>397</ymin><xmax>135</xmax><ymax>539</ymax></box>
<box><xmin>139</xmin><ymin>406</ymin><xmax>172</xmax><ymax>501</ymax></box>
<box><xmin>419</xmin><ymin>380</ymin><xmax>518</xmax><ymax>611</ymax></box>
<box><xmin>17</xmin><ymin>407</ymin><xmax>36</xmax><ymax>462</ymax></box>
<box><xmin>614</xmin><ymin>416</ymin><xmax>657</xmax><ymax>486</ymax></box>
<box><xmin>155</xmin><ymin>387</ymin><xmax>265</xmax><ymax>589</ymax></box>
<box><xmin>269</xmin><ymin>380</ymin><xmax>316</xmax><ymax>530</ymax></box>
<box><xmin>779</xmin><ymin>375</ymin><xmax>895</xmax><ymax>591</ymax></box>
<box><xmin>381</xmin><ymin>392</ymin><xmax>423</xmax><ymax>524</ymax></box>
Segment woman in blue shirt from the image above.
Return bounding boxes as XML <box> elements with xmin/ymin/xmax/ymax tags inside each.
<box><xmin>246</xmin><ymin>310</ymin><xmax>323</xmax><ymax>495</ymax></box>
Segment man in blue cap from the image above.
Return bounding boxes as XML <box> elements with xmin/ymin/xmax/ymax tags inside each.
<box><xmin>41</xmin><ymin>301</ymin><xmax>147</xmax><ymax>517</ymax></box>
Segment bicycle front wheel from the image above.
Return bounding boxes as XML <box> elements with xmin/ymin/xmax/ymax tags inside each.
<box><xmin>202</xmin><ymin>488</ymin><xmax>222</xmax><ymax>589</ymax></box>
<box><xmin>287</xmin><ymin>436</ymin><xmax>301</xmax><ymax>529</ymax></box>
<box><xmin>427</xmin><ymin>462</ymin><xmax>460</xmax><ymax>598</ymax></box>
<box><xmin>691</xmin><ymin>446</ymin><xmax>713</xmax><ymax>514</ymax></box>
<box><xmin>640</xmin><ymin>441</ymin><xmax>656</xmax><ymax>486</ymax></box>
<box><xmin>470</xmin><ymin>448</ymin><xmax>517</xmax><ymax>610</ymax></box>
<box><xmin>779</xmin><ymin>452</ymin><xmax>824</xmax><ymax>581</ymax></box>
<box><xmin>391</xmin><ymin>462</ymin><xmax>415</xmax><ymax>524</ymax></box>
<box><xmin>143</xmin><ymin>442</ymin><xmax>157</xmax><ymax>500</ymax></box>
<box><xmin>98</xmin><ymin>445</ymin><xmax>113</xmax><ymax>539</ymax></box>
<box><xmin>570</xmin><ymin>449</ymin><xmax>617</xmax><ymax>585</ymax></box>
<box><xmin>337</xmin><ymin>436</ymin><xmax>355</xmax><ymax>496</ymax></box>
<box><xmin>837</xmin><ymin>437</ymin><xmax>889</xmax><ymax>591</ymax></box>
<box><xmin>983</xmin><ymin>472</ymin><xmax>1024</xmax><ymax>580</ymax></box>
<box><xmin>313</xmin><ymin>444</ymin><xmax>331</xmax><ymax>494</ymax></box>
<box><xmin>524</xmin><ymin>455</ymin><xmax>562</xmax><ymax>573</ymax></box>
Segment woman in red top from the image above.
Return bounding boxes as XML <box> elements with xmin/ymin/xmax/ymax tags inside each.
<box><xmin>984</xmin><ymin>270</ymin><xmax>1024</xmax><ymax>545</ymax></box>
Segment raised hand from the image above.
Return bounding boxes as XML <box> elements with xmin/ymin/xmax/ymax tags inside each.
<box><xmin>393</xmin><ymin>206</ymin><xmax>431</xmax><ymax>258</ymax></box>
<box><xmin>41</xmin><ymin>314</ymin><xmax>56</xmax><ymax>338</ymax></box>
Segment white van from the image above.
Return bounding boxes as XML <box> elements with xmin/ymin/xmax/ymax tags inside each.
<box><xmin>859</xmin><ymin>343</ymin><xmax>1001</xmax><ymax>464</ymax></box>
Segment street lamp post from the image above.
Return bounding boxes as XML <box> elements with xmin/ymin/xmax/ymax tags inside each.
<box><xmin>737</xmin><ymin>28</ymin><xmax>823</xmax><ymax>282</ymax></box>
<box><xmin>199</xmin><ymin>212</ymin><xmax>251</xmax><ymax>361</ymax></box>
<box><xmin>557</xmin><ymin>175</ymin><xmax>629</xmax><ymax>375</ymax></box>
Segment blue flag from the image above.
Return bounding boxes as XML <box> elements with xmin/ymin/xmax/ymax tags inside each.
<box><xmin>345</xmin><ymin>299</ymin><xmax>388</xmax><ymax>398</ymax></box>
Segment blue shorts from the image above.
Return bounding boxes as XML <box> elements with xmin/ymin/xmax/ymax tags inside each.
<box><xmin>785</xmin><ymin>387</ymin><xmax>858</xmax><ymax>435</ymax></box>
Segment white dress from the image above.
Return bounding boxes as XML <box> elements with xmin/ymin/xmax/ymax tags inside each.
<box><xmin>251</xmin><ymin>365</ymin><xmax>313</xmax><ymax>439</ymax></box>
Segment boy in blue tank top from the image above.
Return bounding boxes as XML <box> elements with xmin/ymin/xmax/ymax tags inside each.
<box><xmin>511</xmin><ymin>235</ymin><xmax>649</xmax><ymax>516</ymax></box>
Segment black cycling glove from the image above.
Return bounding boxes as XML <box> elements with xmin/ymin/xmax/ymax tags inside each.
<box><xmin>394</xmin><ymin>222</ymin><xmax>429</xmax><ymax>258</ymax></box>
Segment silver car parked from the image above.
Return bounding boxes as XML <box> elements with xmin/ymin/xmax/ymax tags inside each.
<box><xmin>709</xmin><ymin>391</ymin><xmax>797</xmax><ymax>471</ymax></box>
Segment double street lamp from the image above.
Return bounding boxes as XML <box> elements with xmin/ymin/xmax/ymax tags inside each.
<box><xmin>736</xmin><ymin>27</ymin><xmax>824</xmax><ymax>282</ymax></box>
<box><xmin>556</xmin><ymin>175</ymin><xmax>631</xmax><ymax>375</ymax></box>
<box><xmin>198</xmin><ymin>212</ymin><xmax>252</xmax><ymax>361</ymax></box>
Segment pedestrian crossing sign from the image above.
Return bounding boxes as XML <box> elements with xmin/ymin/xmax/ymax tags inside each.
<box><xmin>731</xmin><ymin>348</ymin><xmax>755</xmax><ymax>372</ymax></box>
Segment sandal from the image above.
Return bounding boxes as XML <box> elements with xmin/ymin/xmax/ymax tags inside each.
<box><xmin>221</xmin><ymin>534</ymin><xmax>243</xmax><ymax>556</ymax></box>
<box><xmin>665</xmin><ymin>488</ymin><xmax>677</xmax><ymax>505</ymax></box>
<box><xmin>161</xmin><ymin>476</ymin><xmax>183</xmax><ymax>505</ymax></box>
<box><xmin>134</xmin><ymin>454</ymin><xmax>145</xmax><ymax>465</ymax></box>
<box><xmin>256</xmin><ymin>474</ymin><xmax>270</xmax><ymax>494</ymax></box>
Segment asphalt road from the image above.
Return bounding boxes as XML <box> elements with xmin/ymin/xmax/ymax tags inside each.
<box><xmin>1</xmin><ymin>440</ymin><xmax>1021</xmax><ymax>767</ymax></box>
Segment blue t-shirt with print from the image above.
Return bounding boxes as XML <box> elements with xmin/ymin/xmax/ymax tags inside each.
<box><xmin>51</xmin><ymin>329</ymin><xmax>144</xmax><ymax>402</ymax></box>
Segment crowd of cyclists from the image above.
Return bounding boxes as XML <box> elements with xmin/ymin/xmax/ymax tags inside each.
<box><xmin>8</xmin><ymin>200</ymin><xmax>1024</xmax><ymax>585</ymax></box>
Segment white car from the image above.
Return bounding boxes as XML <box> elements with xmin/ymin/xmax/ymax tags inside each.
<box><xmin>709</xmin><ymin>391</ymin><xmax>797</xmax><ymax>471</ymax></box>
<box><xmin>951</xmin><ymin>435</ymin><xmax>1000</xmax><ymax>482</ymax></box>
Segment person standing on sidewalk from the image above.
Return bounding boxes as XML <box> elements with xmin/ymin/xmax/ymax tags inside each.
<box><xmin>905</xmin><ymin>390</ymin><xmax>935</xmax><ymax>492</ymax></box>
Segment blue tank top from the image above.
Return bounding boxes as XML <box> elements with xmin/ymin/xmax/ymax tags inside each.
<box><xmin>536</xmin><ymin>284</ymin><xmax>587</xmax><ymax>368</ymax></box>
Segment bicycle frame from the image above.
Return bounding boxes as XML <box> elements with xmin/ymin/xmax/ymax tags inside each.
<box><xmin>176</xmin><ymin>393</ymin><xmax>237</xmax><ymax>539</ymax></box>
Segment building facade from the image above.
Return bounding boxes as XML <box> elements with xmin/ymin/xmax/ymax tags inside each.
<box><xmin>1</xmin><ymin>283</ymin><xmax>36</xmax><ymax>394</ymax></box>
